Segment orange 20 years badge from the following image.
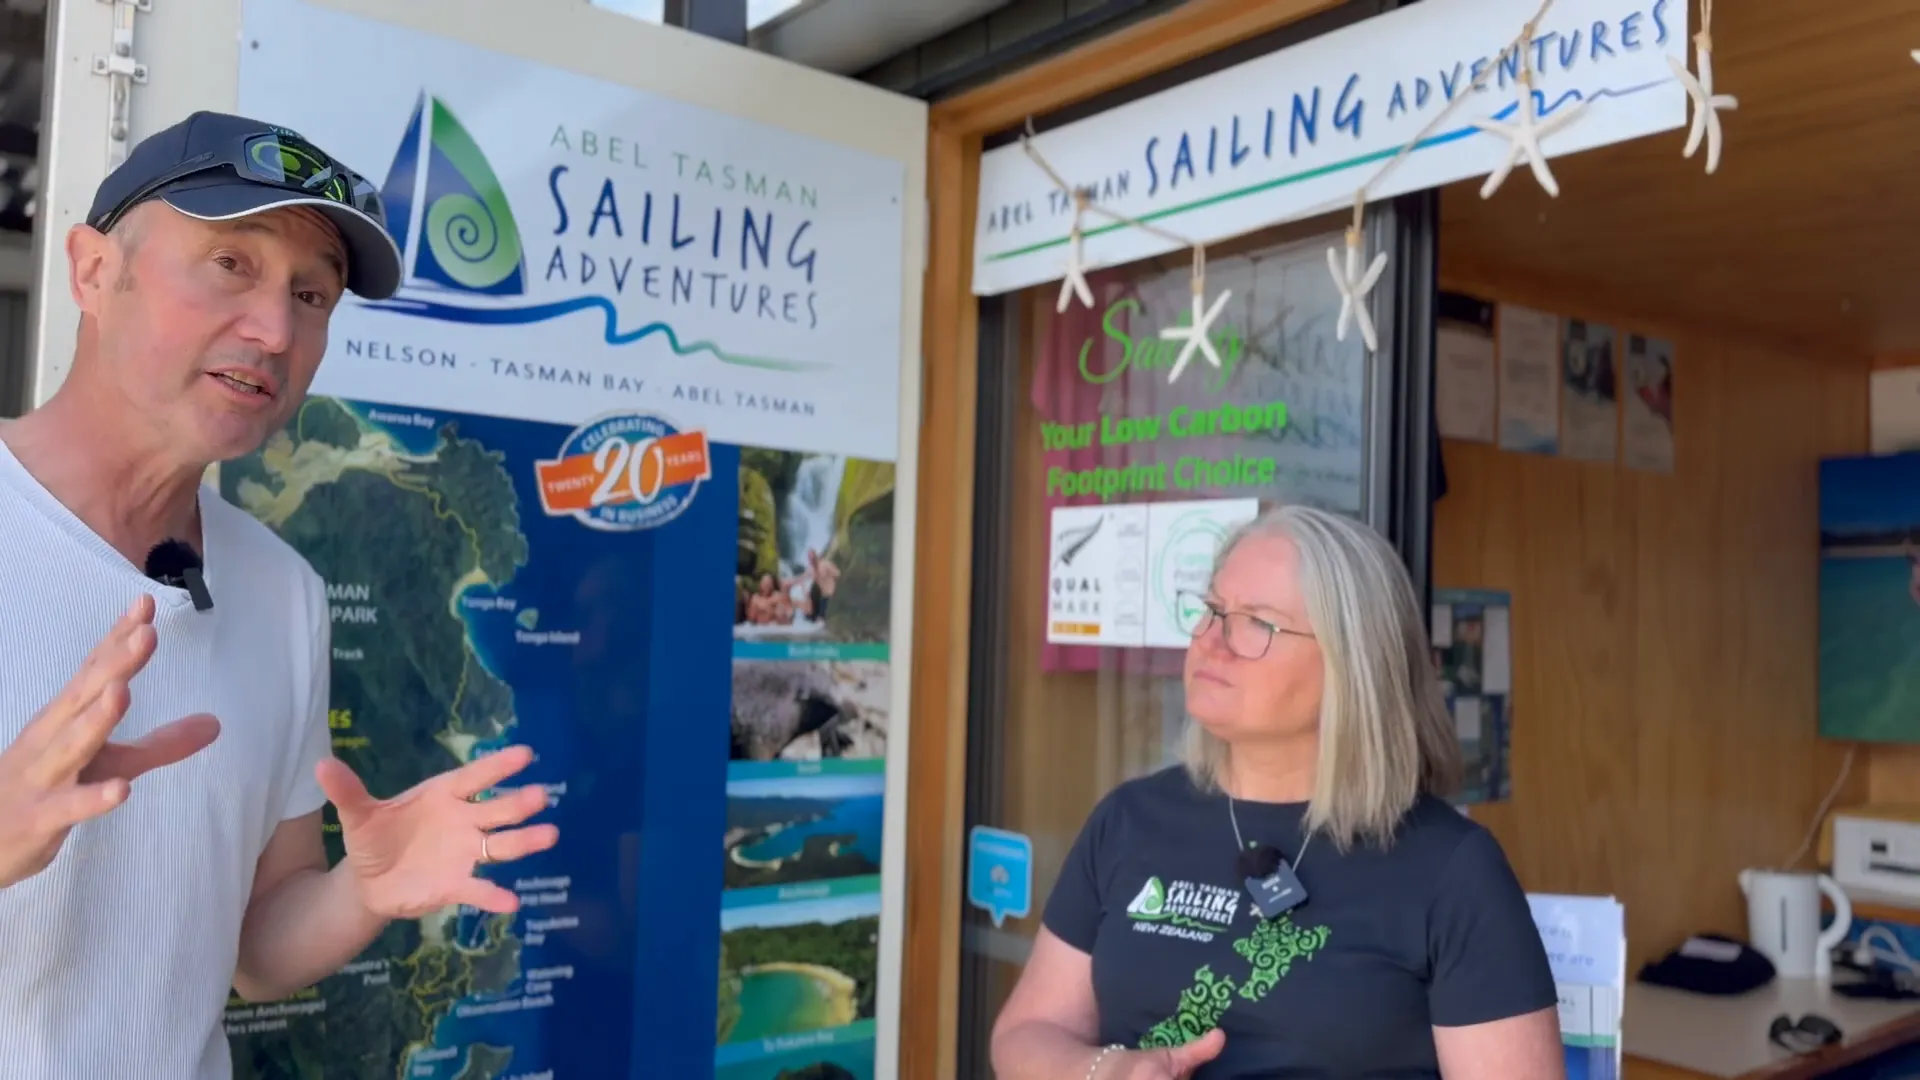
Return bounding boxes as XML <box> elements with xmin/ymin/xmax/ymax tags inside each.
<box><xmin>534</xmin><ymin>411</ymin><xmax>712</xmax><ymax>532</ymax></box>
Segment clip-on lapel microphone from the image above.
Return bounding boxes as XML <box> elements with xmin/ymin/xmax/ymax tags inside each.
<box><xmin>144</xmin><ymin>539</ymin><xmax>214</xmax><ymax>611</ymax></box>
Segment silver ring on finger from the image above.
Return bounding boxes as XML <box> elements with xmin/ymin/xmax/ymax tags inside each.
<box><xmin>479</xmin><ymin>831</ymin><xmax>493</xmax><ymax>865</ymax></box>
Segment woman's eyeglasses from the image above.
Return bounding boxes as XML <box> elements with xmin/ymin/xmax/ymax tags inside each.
<box><xmin>1175</xmin><ymin>590</ymin><xmax>1311</xmax><ymax>661</ymax></box>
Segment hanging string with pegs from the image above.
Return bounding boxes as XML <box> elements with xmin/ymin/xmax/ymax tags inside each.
<box><xmin>1019</xmin><ymin>118</ymin><xmax>1230</xmax><ymax>384</ymax></box>
<box><xmin>1668</xmin><ymin>0</ymin><xmax>1737</xmax><ymax>174</ymax></box>
<box><xmin>1328</xmin><ymin>0</ymin><xmax>1580</xmax><ymax>354</ymax></box>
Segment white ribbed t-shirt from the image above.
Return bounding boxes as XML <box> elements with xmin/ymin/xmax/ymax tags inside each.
<box><xmin>0</xmin><ymin>440</ymin><xmax>332</xmax><ymax>1079</ymax></box>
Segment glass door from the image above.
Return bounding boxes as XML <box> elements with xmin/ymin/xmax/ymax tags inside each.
<box><xmin>954</xmin><ymin>201</ymin><xmax>1437</xmax><ymax>1072</ymax></box>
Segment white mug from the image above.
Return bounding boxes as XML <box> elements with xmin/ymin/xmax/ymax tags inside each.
<box><xmin>1739</xmin><ymin>868</ymin><xmax>1852</xmax><ymax>980</ymax></box>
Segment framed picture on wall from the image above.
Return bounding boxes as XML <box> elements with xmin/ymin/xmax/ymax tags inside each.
<box><xmin>1818</xmin><ymin>453</ymin><xmax>1920</xmax><ymax>743</ymax></box>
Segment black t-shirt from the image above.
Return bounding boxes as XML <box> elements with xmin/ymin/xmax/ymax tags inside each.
<box><xmin>1042</xmin><ymin>767</ymin><xmax>1556</xmax><ymax>1078</ymax></box>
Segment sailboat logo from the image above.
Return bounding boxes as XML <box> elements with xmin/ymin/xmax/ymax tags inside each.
<box><xmin>356</xmin><ymin>90</ymin><xmax>824</xmax><ymax>374</ymax></box>
<box><xmin>1127</xmin><ymin>877</ymin><xmax>1167</xmax><ymax>919</ymax></box>
<box><xmin>375</xmin><ymin>92</ymin><xmax>527</xmax><ymax>299</ymax></box>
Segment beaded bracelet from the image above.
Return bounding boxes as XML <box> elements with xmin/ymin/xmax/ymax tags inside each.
<box><xmin>1086</xmin><ymin>1043</ymin><xmax>1125</xmax><ymax>1079</ymax></box>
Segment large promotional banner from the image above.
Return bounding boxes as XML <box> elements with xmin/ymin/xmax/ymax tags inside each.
<box><xmin>221</xmin><ymin>2</ymin><xmax>909</xmax><ymax>1078</ymax></box>
<box><xmin>242</xmin><ymin>0</ymin><xmax>905</xmax><ymax>461</ymax></box>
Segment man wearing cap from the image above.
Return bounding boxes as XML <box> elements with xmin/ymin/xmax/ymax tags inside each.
<box><xmin>0</xmin><ymin>111</ymin><xmax>557</xmax><ymax>1075</ymax></box>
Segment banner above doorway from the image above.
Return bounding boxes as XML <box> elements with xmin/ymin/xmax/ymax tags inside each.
<box><xmin>971</xmin><ymin>0</ymin><xmax>1688</xmax><ymax>297</ymax></box>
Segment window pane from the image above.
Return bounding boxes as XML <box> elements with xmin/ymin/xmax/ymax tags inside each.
<box><xmin>956</xmin><ymin>215</ymin><xmax>1376</xmax><ymax>1069</ymax></box>
<box><xmin>748</xmin><ymin>0</ymin><xmax>805</xmax><ymax>28</ymax></box>
<box><xmin>1039</xmin><ymin>227</ymin><xmax>1372</xmax><ymax>518</ymax></box>
<box><xmin>589</xmin><ymin>0</ymin><xmax>665</xmax><ymax>23</ymax></box>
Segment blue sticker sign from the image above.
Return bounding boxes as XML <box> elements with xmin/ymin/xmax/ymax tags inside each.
<box><xmin>967</xmin><ymin>825</ymin><xmax>1034</xmax><ymax>928</ymax></box>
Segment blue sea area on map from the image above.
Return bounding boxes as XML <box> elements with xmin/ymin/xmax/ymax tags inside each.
<box><xmin>353</xmin><ymin>401</ymin><xmax>737</xmax><ymax>1080</ymax></box>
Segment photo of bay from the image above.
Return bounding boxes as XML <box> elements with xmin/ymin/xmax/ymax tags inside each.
<box><xmin>718</xmin><ymin>892</ymin><xmax>880</xmax><ymax>1048</ymax></box>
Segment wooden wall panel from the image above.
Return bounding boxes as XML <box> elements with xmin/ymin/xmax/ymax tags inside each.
<box><xmin>1438</xmin><ymin>0</ymin><xmax>1920</xmax><ymax>355</ymax></box>
<box><xmin>1435</xmin><ymin>263</ymin><xmax>1873</xmax><ymax>972</ymax></box>
<box><xmin>1868</xmin><ymin>747</ymin><xmax>1920</xmax><ymax>805</ymax></box>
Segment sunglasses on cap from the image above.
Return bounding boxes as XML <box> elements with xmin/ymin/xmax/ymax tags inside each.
<box><xmin>89</xmin><ymin>127</ymin><xmax>385</xmax><ymax>234</ymax></box>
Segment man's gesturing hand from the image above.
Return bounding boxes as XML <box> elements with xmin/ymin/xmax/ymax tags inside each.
<box><xmin>0</xmin><ymin>595</ymin><xmax>221</xmax><ymax>888</ymax></box>
<box><xmin>321</xmin><ymin>743</ymin><xmax>560</xmax><ymax>919</ymax></box>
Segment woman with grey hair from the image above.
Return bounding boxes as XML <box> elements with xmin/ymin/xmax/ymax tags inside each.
<box><xmin>990</xmin><ymin>505</ymin><xmax>1563</xmax><ymax>1079</ymax></box>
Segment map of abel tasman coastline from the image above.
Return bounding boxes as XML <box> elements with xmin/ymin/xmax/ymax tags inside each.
<box><xmin>218</xmin><ymin>396</ymin><xmax>678</xmax><ymax>1079</ymax></box>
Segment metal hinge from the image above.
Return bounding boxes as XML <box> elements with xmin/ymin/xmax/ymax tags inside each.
<box><xmin>91</xmin><ymin>0</ymin><xmax>152</xmax><ymax>170</ymax></box>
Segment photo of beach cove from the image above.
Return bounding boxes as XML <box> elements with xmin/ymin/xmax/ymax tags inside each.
<box><xmin>717</xmin><ymin>892</ymin><xmax>880</xmax><ymax>1054</ymax></box>
<box><xmin>724</xmin><ymin>768</ymin><xmax>885</xmax><ymax>891</ymax></box>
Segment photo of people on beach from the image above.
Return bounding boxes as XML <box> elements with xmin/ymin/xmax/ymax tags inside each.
<box><xmin>736</xmin><ymin>449</ymin><xmax>894</xmax><ymax>648</ymax></box>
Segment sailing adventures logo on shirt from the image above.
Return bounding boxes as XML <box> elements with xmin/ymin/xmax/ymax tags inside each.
<box><xmin>1126</xmin><ymin>876</ymin><xmax>1240</xmax><ymax>942</ymax></box>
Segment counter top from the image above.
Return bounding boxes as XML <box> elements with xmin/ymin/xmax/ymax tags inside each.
<box><xmin>1625</xmin><ymin>977</ymin><xmax>1920</xmax><ymax>1079</ymax></box>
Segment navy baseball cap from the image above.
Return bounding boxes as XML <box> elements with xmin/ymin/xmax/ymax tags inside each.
<box><xmin>85</xmin><ymin>110</ymin><xmax>403</xmax><ymax>300</ymax></box>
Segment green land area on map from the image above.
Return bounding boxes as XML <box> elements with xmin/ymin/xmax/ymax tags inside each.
<box><xmin>217</xmin><ymin>396</ymin><xmax>530</xmax><ymax>1080</ymax></box>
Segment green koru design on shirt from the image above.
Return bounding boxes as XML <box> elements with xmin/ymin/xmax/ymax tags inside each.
<box><xmin>1139</xmin><ymin>915</ymin><xmax>1332</xmax><ymax>1049</ymax></box>
<box><xmin>1234</xmin><ymin>917</ymin><xmax>1331</xmax><ymax>1001</ymax></box>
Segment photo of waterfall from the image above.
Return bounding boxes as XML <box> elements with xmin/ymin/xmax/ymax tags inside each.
<box><xmin>736</xmin><ymin>448</ymin><xmax>895</xmax><ymax>647</ymax></box>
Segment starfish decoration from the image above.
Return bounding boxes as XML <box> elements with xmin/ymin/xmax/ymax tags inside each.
<box><xmin>1472</xmin><ymin>76</ymin><xmax>1587</xmax><ymax>198</ymax></box>
<box><xmin>1326</xmin><ymin>229</ymin><xmax>1390</xmax><ymax>352</ymax></box>
<box><xmin>1159</xmin><ymin>284</ymin><xmax>1232</xmax><ymax>385</ymax></box>
<box><xmin>1055</xmin><ymin>194</ymin><xmax>1094</xmax><ymax>313</ymax></box>
<box><xmin>1667</xmin><ymin>41</ymin><xmax>1737</xmax><ymax>174</ymax></box>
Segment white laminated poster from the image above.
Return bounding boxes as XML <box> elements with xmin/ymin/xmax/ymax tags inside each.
<box><xmin>1433</xmin><ymin>588</ymin><xmax>1512</xmax><ymax>805</ymax></box>
<box><xmin>1621</xmin><ymin>334</ymin><xmax>1676</xmax><ymax>473</ymax></box>
<box><xmin>1436</xmin><ymin>326</ymin><xmax>1498</xmax><ymax>443</ymax></box>
<box><xmin>1435</xmin><ymin>293</ymin><xmax>1497</xmax><ymax>444</ymax></box>
<box><xmin>1047</xmin><ymin>504</ymin><xmax>1148</xmax><ymax>646</ymax></box>
<box><xmin>1143</xmin><ymin>498</ymin><xmax>1261</xmax><ymax>648</ymax></box>
<box><xmin>1497</xmin><ymin>304</ymin><xmax>1561</xmax><ymax>455</ymax></box>
<box><xmin>1558</xmin><ymin>319</ymin><xmax>1618</xmax><ymax>463</ymax></box>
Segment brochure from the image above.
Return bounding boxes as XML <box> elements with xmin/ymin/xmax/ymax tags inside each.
<box><xmin>1528</xmin><ymin>893</ymin><xmax>1626</xmax><ymax>1080</ymax></box>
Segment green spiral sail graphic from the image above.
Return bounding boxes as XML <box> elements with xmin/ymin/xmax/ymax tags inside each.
<box><xmin>411</xmin><ymin>96</ymin><xmax>525</xmax><ymax>295</ymax></box>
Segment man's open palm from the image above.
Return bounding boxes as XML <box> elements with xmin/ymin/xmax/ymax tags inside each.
<box><xmin>321</xmin><ymin>744</ymin><xmax>559</xmax><ymax>918</ymax></box>
<box><xmin>0</xmin><ymin>595</ymin><xmax>220</xmax><ymax>888</ymax></box>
